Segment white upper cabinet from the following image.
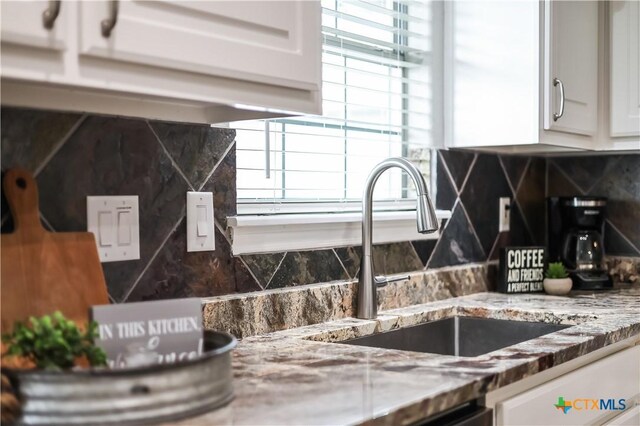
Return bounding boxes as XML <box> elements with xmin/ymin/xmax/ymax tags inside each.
<box><xmin>543</xmin><ymin>0</ymin><xmax>598</xmax><ymax>136</ymax></box>
<box><xmin>447</xmin><ymin>1</ymin><xmax>639</xmax><ymax>153</ymax></box>
<box><xmin>79</xmin><ymin>1</ymin><xmax>320</xmax><ymax>92</ymax></box>
<box><xmin>448</xmin><ymin>1</ymin><xmax>540</xmax><ymax>149</ymax></box>
<box><xmin>610</xmin><ymin>1</ymin><xmax>640</xmax><ymax>138</ymax></box>
<box><xmin>0</xmin><ymin>1</ymin><xmax>322</xmax><ymax>124</ymax></box>
<box><xmin>1</xmin><ymin>1</ymin><xmax>67</xmax><ymax>50</ymax></box>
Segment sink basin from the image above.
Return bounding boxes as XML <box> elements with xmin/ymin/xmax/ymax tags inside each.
<box><xmin>341</xmin><ymin>316</ymin><xmax>570</xmax><ymax>357</ymax></box>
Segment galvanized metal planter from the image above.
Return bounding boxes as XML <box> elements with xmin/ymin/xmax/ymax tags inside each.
<box><xmin>3</xmin><ymin>330</ymin><xmax>236</xmax><ymax>425</ymax></box>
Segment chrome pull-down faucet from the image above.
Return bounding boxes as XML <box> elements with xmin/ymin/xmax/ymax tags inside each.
<box><xmin>357</xmin><ymin>157</ymin><xmax>439</xmax><ymax>320</ymax></box>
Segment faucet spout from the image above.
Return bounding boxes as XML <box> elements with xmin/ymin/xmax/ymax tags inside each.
<box><xmin>357</xmin><ymin>157</ymin><xmax>438</xmax><ymax>320</ymax></box>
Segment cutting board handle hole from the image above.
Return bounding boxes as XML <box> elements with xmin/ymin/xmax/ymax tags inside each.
<box><xmin>15</xmin><ymin>178</ymin><xmax>27</xmax><ymax>189</ymax></box>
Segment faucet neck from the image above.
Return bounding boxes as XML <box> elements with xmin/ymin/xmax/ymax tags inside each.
<box><xmin>361</xmin><ymin>157</ymin><xmax>431</xmax><ymax>258</ymax></box>
<box><xmin>357</xmin><ymin>157</ymin><xmax>438</xmax><ymax>320</ymax></box>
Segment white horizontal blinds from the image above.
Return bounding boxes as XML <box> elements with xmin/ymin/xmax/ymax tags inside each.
<box><xmin>234</xmin><ymin>0</ymin><xmax>433</xmax><ymax>208</ymax></box>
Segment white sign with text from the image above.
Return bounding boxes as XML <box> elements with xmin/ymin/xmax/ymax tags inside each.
<box><xmin>91</xmin><ymin>298</ymin><xmax>203</xmax><ymax>369</ymax></box>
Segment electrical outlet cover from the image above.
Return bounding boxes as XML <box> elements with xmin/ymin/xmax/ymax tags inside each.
<box><xmin>499</xmin><ymin>197</ymin><xmax>511</xmax><ymax>232</ymax></box>
<box><xmin>87</xmin><ymin>196</ymin><xmax>140</xmax><ymax>262</ymax></box>
<box><xmin>186</xmin><ymin>192</ymin><xmax>215</xmax><ymax>252</ymax></box>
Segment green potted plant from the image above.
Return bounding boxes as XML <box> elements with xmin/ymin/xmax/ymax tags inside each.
<box><xmin>1</xmin><ymin>311</ymin><xmax>107</xmax><ymax>370</ymax></box>
<box><xmin>543</xmin><ymin>262</ymin><xmax>572</xmax><ymax>295</ymax></box>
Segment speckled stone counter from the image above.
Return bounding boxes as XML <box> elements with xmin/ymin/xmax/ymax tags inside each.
<box><xmin>183</xmin><ymin>287</ymin><xmax>640</xmax><ymax>426</ymax></box>
<box><xmin>202</xmin><ymin>263</ymin><xmax>494</xmax><ymax>338</ymax></box>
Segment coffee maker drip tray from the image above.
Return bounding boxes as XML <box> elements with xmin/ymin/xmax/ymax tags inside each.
<box><xmin>572</xmin><ymin>270</ymin><xmax>613</xmax><ymax>290</ymax></box>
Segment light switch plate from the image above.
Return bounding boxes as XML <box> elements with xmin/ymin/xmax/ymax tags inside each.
<box><xmin>499</xmin><ymin>197</ymin><xmax>511</xmax><ymax>232</ymax></box>
<box><xmin>187</xmin><ymin>192</ymin><xmax>215</xmax><ymax>252</ymax></box>
<box><xmin>87</xmin><ymin>196</ymin><xmax>140</xmax><ymax>262</ymax></box>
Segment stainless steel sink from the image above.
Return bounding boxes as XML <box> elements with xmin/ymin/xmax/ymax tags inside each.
<box><xmin>341</xmin><ymin>316</ymin><xmax>570</xmax><ymax>357</ymax></box>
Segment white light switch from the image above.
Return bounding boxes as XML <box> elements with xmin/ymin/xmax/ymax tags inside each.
<box><xmin>196</xmin><ymin>205</ymin><xmax>208</xmax><ymax>237</ymax></box>
<box><xmin>98</xmin><ymin>211</ymin><xmax>114</xmax><ymax>246</ymax></box>
<box><xmin>88</xmin><ymin>196</ymin><xmax>140</xmax><ymax>262</ymax></box>
<box><xmin>187</xmin><ymin>192</ymin><xmax>215</xmax><ymax>252</ymax></box>
<box><xmin>117</xmin><ymin>211</ymin><xmax>131</xmax><ymax>245</ymax></box>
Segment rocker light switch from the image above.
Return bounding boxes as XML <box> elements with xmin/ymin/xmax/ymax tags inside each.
<box><xmin>98</xmin><ymin>211</ymin><xmax>114</xmax><ymax>247</ymax></box>
<box><xmin>117</xmin><ymin>211</ymin><xmax>131</xmax><ymax>245</ymax></box>
<box><xmin>87</xmin><ymin>196</ymin><xmax>140</xmax><ymax>262</ymax></box>
<box><xmin>196</xmin><ymin>206</ymin><xmax>208</xmax><ymax>237</ymax></box>
<box><xmin>187</xmin><ymin>192</ymin><xmax>215</xmax><ymax>252</ymax></box>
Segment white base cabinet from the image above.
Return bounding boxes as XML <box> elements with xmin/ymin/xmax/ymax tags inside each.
<box><xmin>495</xmin><ymin>345</ymin><xmax>640</xmax><ymax>425</ymax></box>
<box><xmin>486</xmin><ymin>339</ymin><xmax>640</xmax><ymax>426</ymax></box>
<box><xmin>0</xmin><ymin>0</ymin><xmax>321</xmax><ymax>124</ymax></box>
<box><xmin>606</xmin><ymin>405</ymin><xmax>640</xmax><ymax>426</ymax></box>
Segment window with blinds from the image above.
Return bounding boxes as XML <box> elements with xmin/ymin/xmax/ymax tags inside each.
<box><xmin>233</xmin><ymin>0</ymin><xmax>437</xmax><ymax>215</ymax></box>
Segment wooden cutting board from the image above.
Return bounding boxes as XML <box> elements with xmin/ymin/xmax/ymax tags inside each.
<box><xmin>1</xmin><ymin>169</ymin><xmax>109</xmax><ymax>332</ymax></box>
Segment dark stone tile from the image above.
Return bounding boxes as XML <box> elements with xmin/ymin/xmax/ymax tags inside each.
<box><xmin>604</xmin><ymin>221</ymin><xmax>640</xmax><ymax>257</ymax></box>
<box><xmin>36</xmin><ymin>115</ymin><xmax>190</xmax><ymax>301</ymax></box>
<box><xmin>438</xmin><ymin>150</ymin><xmax>475</xmax><ymax>191</ymax></box>
<box><xmin>200</xmin><ymin>146</ymin><xmax>236</xmax><ymax>228</ymax></box>
<box><xmin>1</xmin><ymin>108</ymin><xmax>83</xmax><ymax>233</ymax></box>
<box><xmin>488</xmin><ymin>232</ymin><xmax>510</xmax><ymax>261</ymax></box>
<box><xmin>1</xmin><ymin>174</ymin><xmax>62</xmax><ymax>233</ymax></box>
<box><xmin>411</xmin><ymin>239</ymin><xmax>437</xmax><ymax>266</ymax></box>
<box><xmin>241</xmin><ymin>252</ymin><xmax>286</xmax><ymax>287</ymax></box>
<box><xmin>149</xmin><ymin>121</ymin><xmax>235</xmax><ymax>190</ymax></box>
<box><xmin>552</xmin><ymin>156</ymin><xmax>622</xmax><ymax>193</ymax></box>
<box><xmin>268</xmin><ymin>250</ymin><xmax>349</xmax><ymax>289</ymax></box>
<box><xmin>436</xmin><ymin>154</ymin><xmax>457</xmax><ymax>210</ymax></box>
<box><xmin>234</xmin><ymin>257</ymin><xmax>264</xmax><ymax>293</ymax></box>
<box><xmin>590</xmin><ymin>155</ymin><xmax>640</xmax><ymax>249</ymax></box>
<box><xmin>428</xmin><ymin>204</ymin><xmax>485</xmax><ymax>268</ymax></box>
<box><xmin>126</xmin><ymin>220</ymin><xmax>259</xmax><ymax>301</ymax></box>
<box><xmin>516</xmin><ymin>157</ymin><xmax>546</xmax><ymax>245</ymax></box>
<box><xmin>372</xmin><ymin>242</ymin><xmax>424</xmax><ymax>275</ymax></box>
<box><xmin>547</xmin><ymin>162</ymin><xmax>583</xmax><ymax>197</ymax></box>
<box><xmin>1</xmin><ymin>177</ymin><xmax>65</xmax><ymax>233</ymax></box>
<box><xmin>335</xmin><ymin>241</ymin><xmax>425</xmax><ymax>279</ymax></box>
<box><xmin>509</xmin><ymin>202</ymin><xmax>534</xmax><ymax>248</ymax></box>
<box><xmin>1</xmin><ymin>107</ymin><xmax>83</xmax><ymax>173</ymax></box>
<box><xmin>500</xmin><ymin>155</ymin><xmax>530</xmax><ymax>191</ymax></box>
<box><xmin>486</xmin><ymin>263</ymin><xmax>499</xmax><ymax>292</ymax></box>
<box><xmin>334</xmin><ymin>246</ymin><xmax>361</xmax><ymax>279</ymax></box>
<box><xmin>460</xmin><ymin>154</ymin><xmax>512</xmax><ymax>255</ymax></box>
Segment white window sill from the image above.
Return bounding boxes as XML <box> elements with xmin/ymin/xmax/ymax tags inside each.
<box><xmin>227</xmin><ymin>210</ymin><xmax>451</xmax><ymax>255</ymax></box>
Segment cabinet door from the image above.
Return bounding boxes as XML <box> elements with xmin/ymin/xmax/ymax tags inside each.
<box><xmin>544</xmin><ymin>0</ymin><xmax>598</xmax><ymax>136</ymax></box>
<box><xmin>610</xmin><ymin>1</ymin><xmax>640</xmax><ymax>137</ymax></box>
<box><xmin>79</xmin><ymin>1</ymin><xmax>320</xmax><ymax>93</ymax></box>
<box><xmin>605</xmin><ymin>405</ymin><xmax>640</xmax><ymax>426</ymax></box>
<box><xmin>496</xmin><ymin>345</ymin><xmax>640</xmax><ymax>425</ymax></box>
<box><xmin>0</xmin><ymin>0</ymin><xmax>67</xmax><ymax>50</ymax></box>
<box><xmin>447</xmin><ymin>0</ymin><xmax>540</xmax><ymax>148</ymax></box>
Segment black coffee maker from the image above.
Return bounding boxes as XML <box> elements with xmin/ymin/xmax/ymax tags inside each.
<box><xmin>547</xmin><ymin>196</ymin><xmax>612</xmax><ymax>290</ymax></box>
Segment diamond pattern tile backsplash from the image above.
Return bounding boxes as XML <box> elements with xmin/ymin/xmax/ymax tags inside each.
<box><xmin>1</xmin><ymin>107</ymin><xmax>638</xmax><ymax>302</ymax></box>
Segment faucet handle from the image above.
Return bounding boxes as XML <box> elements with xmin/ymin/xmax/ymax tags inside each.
<box><xmin>375</xmin><ymin>274</ymin><xmax>410</xmax><ymax>288</ymax></box>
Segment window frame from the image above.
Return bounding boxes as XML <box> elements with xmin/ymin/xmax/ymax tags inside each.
<box><xmin>228</xmin><ymin>1</ymin><xmax>448</xmax><ymax>255</ymax></box>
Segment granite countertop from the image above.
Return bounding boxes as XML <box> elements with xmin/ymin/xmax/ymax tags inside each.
<box><xmin>181</xmin><ymin>288</ymin><xmax>640</xmax><ymax>426</ymax></box>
